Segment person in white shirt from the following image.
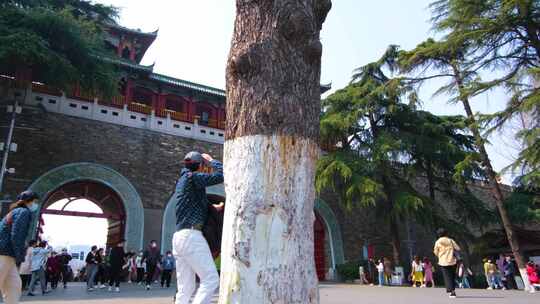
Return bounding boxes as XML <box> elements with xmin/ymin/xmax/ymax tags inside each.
<box><xmin>135</xmin><ymin>251</ymin><xmax>146</xmax><ymax>285</ymax></box>
<box><xmin>376</xmin><ymin>259</ymin><xmax>385</xmax><ymax>286</ymax></box>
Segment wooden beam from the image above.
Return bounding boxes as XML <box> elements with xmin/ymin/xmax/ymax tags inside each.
<box><xmin>41</xmin><ymin>209</ymin><xmax>121</xmax><ymax>220</ymax></box>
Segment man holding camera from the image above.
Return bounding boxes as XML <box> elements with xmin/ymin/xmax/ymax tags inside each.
<box><xmin>173</xmin><ymin>151</ymin><xmax>224</xmax><ymax>304</ymax></box>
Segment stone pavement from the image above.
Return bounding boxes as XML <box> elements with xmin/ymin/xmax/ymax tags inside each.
<box><xmin>6</xmin><ymin>282</ymin><xmax>539</xmax><ymax>304</ymax></box>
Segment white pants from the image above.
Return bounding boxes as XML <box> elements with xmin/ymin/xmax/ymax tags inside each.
<box><xmin>173</xmin><ymin>229</ymin><xmax>219</xmax><ymax>304</ymax></box>
<box><xmin>0</xmin><ymin>256</ymin><xmax>21</xmax><ymax>304</ymax></box>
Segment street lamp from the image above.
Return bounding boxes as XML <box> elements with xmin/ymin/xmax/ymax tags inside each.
<box><xmin>0</xmin><ymin>100</ymin><xmax>21</xmax><ymax>194</ymax></box>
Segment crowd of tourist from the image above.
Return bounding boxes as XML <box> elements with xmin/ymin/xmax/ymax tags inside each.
<box><xmin>360</xmin><ymin>229</ymin><xmax>540</xmax><ymax>298</ymax></box>
<box><xmin>13</xmin><ymin>237</ymin><xmax>179</xmax><ymax>298</ymax></box>
<box><xmin>0</xmin><ymin>179</ymin><xmax>540</xmax><ymax>304</ymax></box>
<box><xmin>81</xmin><ymin>240</ymin><xmax>177</xmax><ymax>293</ymax></box>
<box><xmin>0</xmin><ymin>189</ymin><xmax>181</xmax><ymax>304</ymax></box>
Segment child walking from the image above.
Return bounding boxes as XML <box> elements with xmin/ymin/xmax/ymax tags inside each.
<box><xmin>411</xmin><ymin>256</ymin><xmax>424</xmax><ymax>287</ymax></box>
<box><xmin>423</xmin><ymin>257</ymin><xmax>435</xmax><ymax>287</ymax></box>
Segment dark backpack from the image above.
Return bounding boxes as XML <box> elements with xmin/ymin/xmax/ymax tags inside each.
<box><xmin>203</xmin><ymin>204</ymin><xmax>225</xmax><ymax>259</ymax></box>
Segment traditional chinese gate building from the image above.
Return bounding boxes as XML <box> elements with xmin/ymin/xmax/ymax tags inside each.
<box><xmin>0</xmin><ymin>23</ymin><xmax>344</xmax><ymax>280</ymax></box>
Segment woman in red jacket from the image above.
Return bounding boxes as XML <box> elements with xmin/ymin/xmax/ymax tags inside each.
<box><xmin>526</xmin><ymin>261</ymin><xmax>539</xmax><ymax>293</ymax></box>
<box><xmin>46</xmin><ymin>252</ymin><xmax>61</xmax><ymax>289</ymax></box>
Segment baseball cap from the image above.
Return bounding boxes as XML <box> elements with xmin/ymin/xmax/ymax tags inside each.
<box><xmin>184</xmin><ymin>151</ymin><xmax>203</xmax><ymax>164</ymax></box>
<box><xmin>17</xmin><ymin>190</ymin><xmax>39</xmax><ymax>201</ymax></box>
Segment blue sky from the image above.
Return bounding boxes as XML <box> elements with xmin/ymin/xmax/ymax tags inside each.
<box><xmin>99</xmin><ymin>0</ymin><xmax>519</xmax><ymax>183</ymax></box>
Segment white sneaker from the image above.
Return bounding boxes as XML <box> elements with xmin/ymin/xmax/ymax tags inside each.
<box><xmin>100</xmin><ymin>285</ymin><xmax>107</xmax><ymax>289</ymax></box>
<box><xmin>487</xmin><ymin>287</ymin><xmax>493</xmax><ymax>290</ymax></box>
<box><xmin>108</xmin><ymin>286</ymin><xmax>112</xmax><ymax>292</ymax></box>
<box><xmin>128</xmin><ymin>281</ymin><xmax>132</xmax><ymax>284</ymax></box>
<box><xmin>115</xmin><ymin>287</ymin><xmax>120</xmax><ymax>292</ymax></box>
<box><xmin>87</xmin><ymin>288</ymin><xmax>94</xmax><ymax>292</ymax></box>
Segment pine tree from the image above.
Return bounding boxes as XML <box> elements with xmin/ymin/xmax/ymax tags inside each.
<box><xmin>0</xmin><ymin>0</ymin><xmax>119</xmax><ymax>96</ymax></box>
<box><xmin>317</xmin><ymin>46</ymin><xmax>488</xmax><ymax>266</ymax></box>
<box><xmin>431</xmin><ymin>0</ymin><xmax>540</xmax><ymax>188</ymax></box>
<box><xmin>399</xmin><ymin>35</ymin><xmax>533</xmax><ymax>290</ymax></box>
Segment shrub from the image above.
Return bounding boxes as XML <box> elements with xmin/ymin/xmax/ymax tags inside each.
<box><xmin>337</xmin><ymin>262</ymin><xmax>361</xmax><ymax>282</ymax></box>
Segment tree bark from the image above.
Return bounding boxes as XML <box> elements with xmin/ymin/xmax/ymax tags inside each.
<box><xmin>451</xmin><ymin>65</ymin><xmax>531</xmax><ymax>291</ymax></box>
<box><xmin>219</xmin><ymin>1</ymin><xmax>331</xmax><ymax>303</ymax></box>
<box><xmin>389</xmin><ymin>216</ymin><xmax>401</xmax><ymax>267</ymax></box>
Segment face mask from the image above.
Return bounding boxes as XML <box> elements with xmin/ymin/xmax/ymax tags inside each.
<box><xmin>28</xmin><ymin>202</ymin><xmax>39</xmax><ymax>212</ymax></box>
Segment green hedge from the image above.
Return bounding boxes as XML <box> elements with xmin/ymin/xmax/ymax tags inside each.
<box><xmin>337</xmin><ymin>262</ymin><xmax>361</xmax><ymax>281</ymax></box>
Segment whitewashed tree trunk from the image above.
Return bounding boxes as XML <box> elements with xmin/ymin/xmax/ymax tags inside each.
<box><xmin>220</xmin><ymin>135</ymin><xmax>319</xmax><ymax>303</ymax></box>
<box><xmin>219</xmin><ymin>0</ymin><xmax>331</xmax><ymax>303</ymax></box>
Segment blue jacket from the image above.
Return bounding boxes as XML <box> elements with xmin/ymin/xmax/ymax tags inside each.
<box><xmin>175</xmin><ymin>160</ymin><xmax>223</xmax><ymax>231</ymax></box>
<box><xmin>162</xmin><ymin>255</ymin><xmax>175</xmax><ymax>270</ymax></box>
<box><xmin>0</xmin><ymin>207</ymin><xmax>32</xmax><ymax>264</ymax></box>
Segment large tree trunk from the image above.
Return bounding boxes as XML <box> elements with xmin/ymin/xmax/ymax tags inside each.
<box><xmin>219</xmin><ymin>1</ymin><xmax>331</xmax><ymax>303</ymax></box>
<box><xmin>389</xmin><ymin>216</ymin><xmax>401</xmax><ymax>267</ymax></box>
<box><xmin>452</xmin><ymin>66</ymin><xmax>531</xmax><ymax>291</ymax></box>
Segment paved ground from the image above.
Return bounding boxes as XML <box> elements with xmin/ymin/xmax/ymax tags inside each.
<box><xmin>7</xmin><ymin>282</ymin><xmax>539</xmax><ymax>304</ymax></box>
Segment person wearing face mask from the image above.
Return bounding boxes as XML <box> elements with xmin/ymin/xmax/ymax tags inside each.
<box><xmin>142</xmin><ymin>240</ymin><xmax>160</xmax><ymax>290</ymax></box>
<box><xmin>0</xmin><ymin>190</ymin><xmax>39</xmax><ymax>304</ymax></box>
<box><xmin>160</xmin><ymin>251</ymin><xmax>175</xmax><ymax>288</ymax></box>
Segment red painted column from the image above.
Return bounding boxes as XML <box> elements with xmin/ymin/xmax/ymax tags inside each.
<box><xmin>188</xmin><ymin>98</ymin><xmax>196</xmax><ymax>122</ymax></box>
<box><xmin>125</xmin><ymin>80</ymin><xmax>133</xmax><ymax>105</ymax></box>
<box><xmin>211</xmin><ymin>104</ymin><xmax>217</xmax><ymax>121</ymax></box>
<box><xmin>117</xmin><ymin>36</ymin><xmax>123</xmax><ymax>57</ymax></box>
<box><xmin>151</xmin><ymin>92</ymin><xmax>157</xmax><ymax>110</ymax></box>
<box><xmin>130</xmin><ymin>45</ymin><xmax>136</xmax><ymax>61</ymax></box>
<box><xmin>156</xmin><ymin>94</ymin><xmax>166</xmax><ymax>115</ymax></box>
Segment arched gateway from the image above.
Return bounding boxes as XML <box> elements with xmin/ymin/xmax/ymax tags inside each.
<box><xmin>27</xmin><ymin>163</ymin><xmax>144</xmax><ymax>251</ymax></box>
<box><xmin>161</xmin><ymin>185</ymin><xmax>344</xmax><ymax>280</ymax></box>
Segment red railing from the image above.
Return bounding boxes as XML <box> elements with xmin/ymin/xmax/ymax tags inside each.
<box><xmin>32</xmin><ymin>83</ymin><xmax>62</xmax><ymax>96</ymax></box>
<box><xmin>128</xmin><ymin>102</ymin><xmax>152</xmax><ymax>115</ymax></box>
<box><xmin>156</xmin><ymin>108</ymin><xmax>167</xmax><ymax>118</ymax></box>
<box><xmin>68</xmin><ymin>92</ymin><xmax>94</xmax><ymax>102</ymax></box>
<box><xmin>171</xmin><ymin>111</ymin><xmax>190</xmax><ymax>122</ymax></box>
<box><xmin>207</xmin><ymin>118</ymin><xmax>218</xmax><ymax>129</ymax></box>
<box><xmin>197</xmin><ymin>118</ymin><xmax>225</xmax><ymax>130</ymax></box>
<box><xmin>99</xmin><ymin>95</ymin><xmax>125</xmax><ymax>108</ymax></box>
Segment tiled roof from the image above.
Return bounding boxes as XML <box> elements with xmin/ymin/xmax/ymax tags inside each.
<box><xmin>107</xmin><ymin>23</ymin><xmax>158</xmax><ymax>38</ymax></box>
<box><xmin>321</xmin><ymin>83</ymin><xmax>332</xmax><ymax>93</ymax></box>
<box><xmin>150</xmin><ymin>73</ymin><xmax>226</xmax><ymax>98</ymax></box>
<box><xmin>102</xmin><ymin>57</ymin><xmax>154</xmax><ymax>72</ymax></box>
<box><xmin>150</xmin><ymin>73</ymin><xmax>331</xmax><ymax>98</ymax></box>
